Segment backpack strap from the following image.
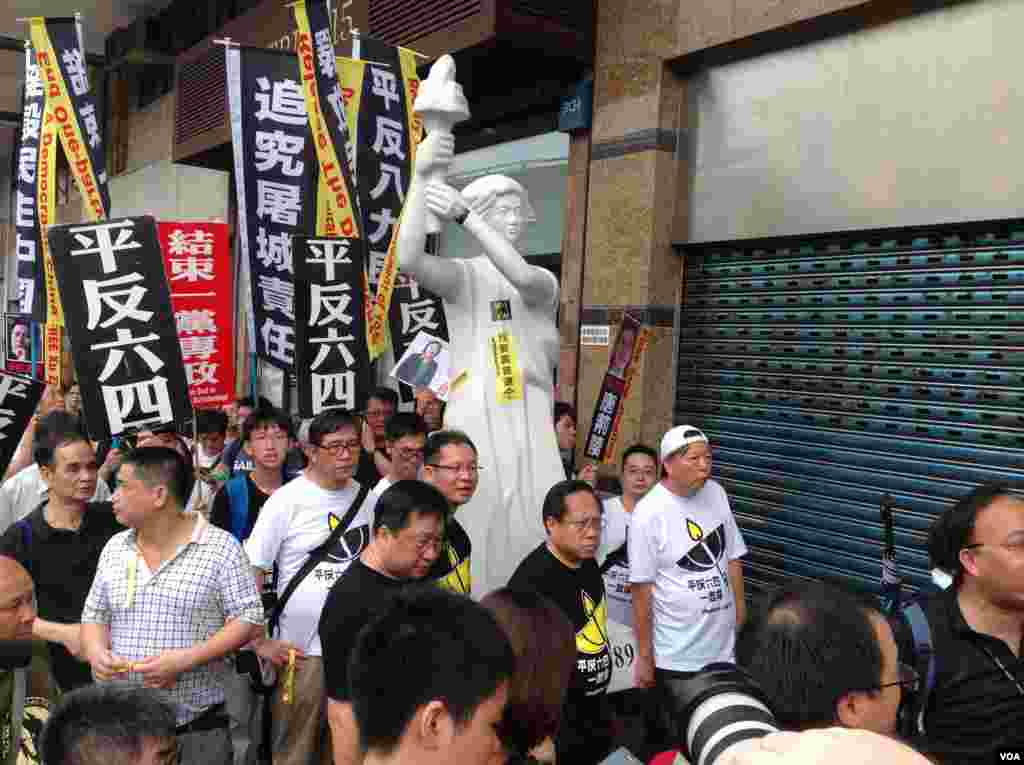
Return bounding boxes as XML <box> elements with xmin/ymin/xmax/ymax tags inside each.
<box><xmin>16</xmin><ymin>518</ymin><xmax>31</xmax><ymax>549</ymax></box>
<box><xmin>225</xmin><ymin>475</ymin><xmax>251</xmax><ymax>542</ymax></box>
<box><xmin>901</xmin><ymin>600</ymin><xmax>936</xmax><ymax>735</ymax></box>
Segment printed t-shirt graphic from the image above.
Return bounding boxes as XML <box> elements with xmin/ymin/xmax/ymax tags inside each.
<box><xmin>325</xmin><ymin>511</ymin><xmax>372</xmax><ymax>564</ymax></box>
<box><xmin>628</xmin><ymin>480</ymin><xmax>748</xmax><ymax>671</ymax></box>
<box><xmin>676</xmin><ymin>518</ymin><xmax>727</xmax><ymax>572</ymax></box>
<box><xmin>244</xmin><ymin>475</ymin><xmax>376</xmax><ymax>655</ymax></box>
<box><xmin>508</xmin><ymin>543</ymin><xmax>611</xmax><ymax>698</ymax></box>
<box><xmin>574</xmin><ymin>578</ymin><xmax>611</xmax><ymax>695</ymax></box>
<box><xmin>429</xmin><ymin>515</ymin><xmax>472</xmax><ymax>595</ymax></box>
<box><xmin>599</xmin><ymin>496</ymin><xmax>633</xmax><ymax>626</ymax></box>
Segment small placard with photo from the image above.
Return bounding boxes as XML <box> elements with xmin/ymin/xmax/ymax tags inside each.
<box><xmin>390</xmin><ymin>331</ymin><xmax>451</xmax><ymax>401</ymax></box>
<box><xmin>4</xmin><ymin>315</ymin><xmax>43</xmax><ymax>378</ymax></box>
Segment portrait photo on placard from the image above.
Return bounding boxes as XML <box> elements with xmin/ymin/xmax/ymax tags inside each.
<box><xmin>608</xmin><ymin>321</ymin><xmax>639</xmax><ymax>380</ymax></box>
<box><xmin>5</xmin><ymin>316</ymin><xmax>42</xmax><ymax>377</ymax></box>
<box><xmin>391</xmin><ymin>331</ymin><xmax>451</xmax><ymax>400</ymax></box>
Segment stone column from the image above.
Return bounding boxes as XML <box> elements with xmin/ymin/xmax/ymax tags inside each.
<box><xmin>576</xmin><ymin>0</ymin><xmax>690</xmax><ymax>465</ymax></box>
<box><xmin>557</xmin><ymin>129</ymin><xmax>592</xmax><ymax>408</ymax></box>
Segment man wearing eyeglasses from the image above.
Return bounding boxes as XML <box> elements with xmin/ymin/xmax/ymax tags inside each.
<box><xmin>244</xmin><ymin>410</ymin><xmax>377</xmax><ymax>765</ymax></box>
<box><xmin>890</xmin><ymin>483</ymin><xmax>1024</xmax><ymax>764</ymax></box>
<box><xmin>370</xmin><ymin>413</ymin><xmax>430</xmax><ymax>502</ymax></box>
<box><xmin>421</xmin><ymin>431</ymin><xmax>479</xmax><ymax>595</ymax></box>
<box><xmin>508</xmin><ymin>479</ymin><xmax>614</xmax><ymax>764</ymax></box>
<box><xmin>318</xmin><ymin>480</ymin><xmax>448</xmax><ymax>765</ymax></box>
<box><xmin>355</xmin><ymin>387</ymin><xmax>398</xmax><ymax>490</ymax></box>
<box><xmin>736</xmin><ymin>581</ymin><xmax>908</xmax><ymax>735</ymax></box>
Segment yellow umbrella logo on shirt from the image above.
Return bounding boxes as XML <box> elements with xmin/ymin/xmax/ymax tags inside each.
<box><xmin>439</xmin><ymin>543</ymin><xmax>471</xmax><ymax>595</ymax></box>
<box><xmin>325</xmin><ymin>513</ymin><xmax>370</xmax><ymax>564</ymax></box>
<box><xmin>577</xmin><ymin>590</ymin><xmax>609</xmax><ymax>655</ymax></box>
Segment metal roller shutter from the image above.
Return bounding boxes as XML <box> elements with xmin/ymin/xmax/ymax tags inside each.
<box><xmin>675</xmin><ymin>222</ymin><xmax>1024</xmax><ymax>601</ymax></box>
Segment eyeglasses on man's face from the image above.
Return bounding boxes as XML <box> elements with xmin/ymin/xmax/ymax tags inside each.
<box><xmin>963</xmin><ymin>539</ymin><xmax>1024</xmax><ymax>555</ymax></box>
<box><xmin>426</xmin><ymin>463</ymin><xmax>483</xmax><ymax>477</ymax></box>
<box><xmin>393</xmin><ymin>446</ymin><xmax>426</xmax><ymax>461</ymax></box>
<box><xmin>317</xmin><ymin>439</ymin><xmax>361</xmax><ymax>455</ymax></box>
<box><xmin>563</xmin><ymin>515</ymin><xmax>606</xmax><ymax>533</ymax></box>
<box><xmin>872</xmin><ymin>663</ymin><xmax>919</xmax><ymax>693</ymax></box>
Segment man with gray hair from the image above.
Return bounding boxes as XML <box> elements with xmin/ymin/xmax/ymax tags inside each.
<box><xmin>630</xmin><ymin>425</ymin><xmax>748</xmax><ymax>747</ymax></box>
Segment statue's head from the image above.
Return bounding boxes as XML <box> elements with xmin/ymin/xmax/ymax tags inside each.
<box><xmin>461</xmin><ymin>175</ymin><xmax>536</xmax><ymax>245</ymax></box>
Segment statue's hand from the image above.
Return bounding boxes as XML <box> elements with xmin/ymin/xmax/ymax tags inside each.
<box><xmin>414</xmin><ymin>131</ymin><xmax>455</xmax><ymax>178</ymax></box>
<box><xmin>425</xmin><ymin>182</ymin><xmax>470</xmax><ymax>222</ymax></box>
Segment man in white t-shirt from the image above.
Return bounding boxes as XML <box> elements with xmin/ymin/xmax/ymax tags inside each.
<box><xmin>598</xmin><ymin>443</ymin><xmax>660</xmax><ymax>759</ymax></box>
<box><xmin>630</xmin><ymin>425</ymin><xmax>747</xmax><ymax>721</ymax></box>
<box><xmin>599</xmin><ymin>444</ymin><xmax>660</xmax><ymax>628</ymax></box>
<box><xmin>369</xmin><ymin>413</ymin><xmax>429</xmax><ymax>501</ymax></box>
<box><xmin>245</xmin><ymin>410</ymin><xmax>377</xmax><ymax>765</ymax></box>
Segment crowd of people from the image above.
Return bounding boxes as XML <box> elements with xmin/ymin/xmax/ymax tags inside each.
<box><xmin>0</xmin><ymin>381</ymin><xmax>1020</xmax><ymax>765</ymax></box>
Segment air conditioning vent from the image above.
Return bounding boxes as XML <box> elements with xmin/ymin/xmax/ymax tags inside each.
<box><xmin>369</xmin><ymin>0</ymin><xmax>482</xmax><ymax>46</ymax></box>
<box><xmin>173</xmin><ymin>46</ymin><xmax>226</xmax><ymax>148</ymax></box>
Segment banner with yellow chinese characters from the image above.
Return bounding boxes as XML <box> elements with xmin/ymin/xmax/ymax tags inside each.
<box><xmin>292</xmin><ymin>0</ymin><xmax>361</xmax><ymax>239</ymax></box>
<box><xmin>29</xmin><ymin>16</ymin><xmax>112</xmax><ymax>384</ymax></box>
<box><xmin>38</xmin><ymin>106</ymin><xmax>59</xmax><ymax>328</ymax></box>
<box><xmin>28</xmin><ymin>18</ymin><xmax>110</xmax><ymax>222</ymax></box>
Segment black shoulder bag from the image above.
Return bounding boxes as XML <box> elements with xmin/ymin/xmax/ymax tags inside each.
<box><xmin>254</xmin><ymin>483</ymin><xmax>371</xmax><ymax>764</ymax></box>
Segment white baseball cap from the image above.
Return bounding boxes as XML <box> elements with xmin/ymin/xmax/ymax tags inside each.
<box><xmin>660</xmin><ymin>425</ymin><xmax>709</xmax><ymax>461</ymax></box>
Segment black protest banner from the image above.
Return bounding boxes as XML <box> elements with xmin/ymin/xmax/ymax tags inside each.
<box><xmin>294</xmin><ymin>236</ymin><xmax>371</xmax><ymax>416</ymax></box>
<box><xmin>0</xmin><ymin>374</ymin><xmax>45</xmax><ymax>477</ymax></box>
<box><xmin>14</xmin><ymin>43</ymin><xmax>44</xmax><ymax>318</ymax></box>
<box><xmin>583</xmin><ymin>312</ymin><xmax>648</xmax><ymax>464</ymax></box>
<box><xmin>227</xmin><ymin>45</ymin><xmax>315</xmax><ymax>371</ymax></box>
<box><xmin>29</xmin><ymin>17</ymin><xmax>110</xmax><ymax>221</ymax></box>
<box><xmin>352</xmin><ymin>36</ymin><xmax>416</xmax><ymax>358</ymax></box>
<box><xmin>48</xmin><ymin>217</ymin><xmax>191</xmax><ymax>439</ymax></box>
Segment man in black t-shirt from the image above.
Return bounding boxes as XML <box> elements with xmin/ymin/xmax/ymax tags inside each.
<box><xmin>508</xmin><ymin>479</ymin><xmax>613</xmax><ymax>765</ymax></box>
<box><xmin>421</xmin><ymin>430</ymin><xmax>477</xmax><ymax>595</ymax></box>
<box><xmin>890</xmin><ymin>483</ymin><xmax>1024</xmax><ymax>764</ymax></box>
<box><xmin>0</xmin><ymin>413</ymin><xmax>122</xmax><ymax>692</ymax></box>
<box><xmin>348</xmin><ymin>589</ymin><xmax>515</xmax><ymax>765</ymax></box>
<box><xmin>319</xmin><ymin>480</ymin><xmax>448</xmax><ymax>765</ymax></box>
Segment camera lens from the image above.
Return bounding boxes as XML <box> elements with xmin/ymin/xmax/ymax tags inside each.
<box><xmin>661</xmin><ymin>663</ymin><xmax>779</xmax><ymax>765</ymax></box>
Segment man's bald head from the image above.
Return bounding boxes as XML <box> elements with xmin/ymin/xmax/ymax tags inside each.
<box><xmin>721</xmin><ymin>728</ymin><xmax>930</xmax><ymax>765</ymax></box>
<box><xmin>0</xmin><ymin>556</ymin><xmax>35</xmax><ymax>641</ymax></box>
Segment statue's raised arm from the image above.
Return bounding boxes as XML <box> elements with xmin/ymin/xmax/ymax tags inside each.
<box><xmin>395</xmin><ymin>132</ymin><xmax>462</xmax><ymax>302</ymax></box>
<box><xmin>399</xmin><ymin>138</ymin><xmax>557</xmax><ymax>309</ymax></box>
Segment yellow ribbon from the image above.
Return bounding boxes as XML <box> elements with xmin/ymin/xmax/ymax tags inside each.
<box><xmin>282</xmin><ymin>648</ymin><xmax>297</xmax><ymax>704</ymax></box>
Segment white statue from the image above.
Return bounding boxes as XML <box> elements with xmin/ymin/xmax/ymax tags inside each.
<box><xmin>397</xmin><ymin>63</ymin><xmax>565</xmax><ymax>597</ymax></box>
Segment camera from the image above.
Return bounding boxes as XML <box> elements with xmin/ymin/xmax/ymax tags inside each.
<box><xmin>661</xmin><ymin>663</ymin><xmax>779</xmax><ymax>765</ymax></box>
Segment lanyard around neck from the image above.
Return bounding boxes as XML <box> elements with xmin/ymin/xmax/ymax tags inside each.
<box><xmin>977</xmin><ymin>642</ymin><xmax>1024</xmax><ymax>697</ymax></box>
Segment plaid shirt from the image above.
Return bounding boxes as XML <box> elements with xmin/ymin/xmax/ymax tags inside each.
<box><xmin>82</xmin><ymin>512</ymin><xmax>263</xmax><ymax>724</ymax></box>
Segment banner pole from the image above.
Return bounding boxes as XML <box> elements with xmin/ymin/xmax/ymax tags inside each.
<box><xmin>250</xmin><ymin>353</ymin><xmax>258</xmax><ymax>399</ymax></box>
<box><xmin>30</xmin><ymin>322</ymin><xmax>39</xmax><ymax>381</ymax></box>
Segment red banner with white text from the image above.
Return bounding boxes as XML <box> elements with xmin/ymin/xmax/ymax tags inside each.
<box><xmin>158</xmin><ymin>222</ymin><xmax>236</xmax><ymax>409</ymax></box>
